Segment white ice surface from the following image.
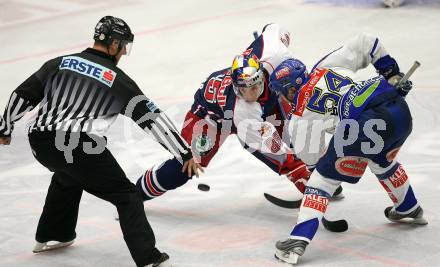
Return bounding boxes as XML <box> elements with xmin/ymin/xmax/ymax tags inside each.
<box><xmin>0</xmin><ymin>0</ymin><xmax>439</xmax><ymax>266</ymax></box>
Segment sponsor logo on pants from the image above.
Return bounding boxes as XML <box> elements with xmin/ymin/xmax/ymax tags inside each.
<box><xmin>303</xmin><ymin>194</ymin><xmax>328</xmax><ymax>213</ymax></box>
<box><xmin>335</xmin><ymin>156</ymin><xmax>368</xmax><ymax>177</ymax></box>
<box><xmin>389</xmin><ymin>165</ymin><xmax>408</xmax><ymax>188</ymax></box>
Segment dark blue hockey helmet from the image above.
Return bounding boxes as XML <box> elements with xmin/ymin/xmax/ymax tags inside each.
<box><xmin>269</xmin><ymin>58</ymin><xmax>308</xmax><ymax>102</ymax></box>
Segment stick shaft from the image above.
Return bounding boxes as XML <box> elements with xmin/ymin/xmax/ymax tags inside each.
<box><xmin>253</xmin><ymin>31</ymin><xmax>258</xmax><ymax>40</ymax></box>
<box><xmin>397</xmin><ymin>61</ymin><xmax>420</xmax><ymax>86</ymax></box>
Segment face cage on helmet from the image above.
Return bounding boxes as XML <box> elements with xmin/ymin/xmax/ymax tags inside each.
<box><xmin>232</xmin><ymin>69</ymin><xmax>265</xmax><ymax>98</ymax></box>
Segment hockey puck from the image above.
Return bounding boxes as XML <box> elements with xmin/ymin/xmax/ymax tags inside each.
<box><xmin>197</xmin><ymin>183</ymin><xmax>210</xmax><ymax>192</ymax></box>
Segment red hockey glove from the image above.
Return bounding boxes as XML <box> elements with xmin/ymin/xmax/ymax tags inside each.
<box><xmin>280</xmin><ymin>154</ymin><xmax>311</xmax><ymax>194</ymax></box>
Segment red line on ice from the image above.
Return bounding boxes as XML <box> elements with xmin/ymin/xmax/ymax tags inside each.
<box><xmin>0</xmin><ymin>4</ymin><xmax>274</xmax><ymax>65</ymax></box>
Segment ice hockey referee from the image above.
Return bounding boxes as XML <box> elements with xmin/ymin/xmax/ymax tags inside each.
<box><xmin>0</xmin><ymin>16</ymin><xmax>202</xmax><ymax>267</ymax></box>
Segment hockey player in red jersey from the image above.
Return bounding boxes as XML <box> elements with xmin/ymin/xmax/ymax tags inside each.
<box><xmin>135</xmin><ymin>24</ymin><xmax>313</xmax><ymax>200</ymax></box>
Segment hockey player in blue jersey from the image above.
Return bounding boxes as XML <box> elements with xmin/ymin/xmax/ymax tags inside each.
<box><xmin>134</xmin><ymin>24</ymin><xmax>314</xmax><ymax>201</ymax></box>
<box><xmin>269</xmin><ymin>33</ymin><xmax>427</xmax><ymax>265</ymax></box>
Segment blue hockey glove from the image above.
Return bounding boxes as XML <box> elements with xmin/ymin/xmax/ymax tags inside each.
<box><xmin>374</xmin><ymin>55</ymin><xmax>400</xmax><ymax>80</ymax></box>
<box><xmin>388</xmin><ymin>72</ymin><xmax>413</xmax><ymax>96</ymax></box>
<box><xmin>396</xmin><ymin>78</ymin><xmax>413</xmax><ymax>96</ymax></box>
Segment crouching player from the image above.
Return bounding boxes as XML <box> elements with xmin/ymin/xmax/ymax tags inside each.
<box><xmin>135</xmin><ymin>24</ymin><xmax>311</xmax><ymax>201</ymax></box>
<box><xmin>269</xmin><ymin>33</ymin><xmax>427</xmax><ymax>265</ymax></box>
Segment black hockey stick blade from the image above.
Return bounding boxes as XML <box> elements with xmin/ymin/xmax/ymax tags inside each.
<box><xmin>264</xmin><ymin>186</ymin><xmax>344</xmax><ymax>209</ymax></box>
<box><xmin>321</xmin><ymin>217</ymin><xmax>348</xmax><ymax>232</ymax></box>
<box><xmin>264</xmin><ymin>193</ymin><xmax>302</xmax><ymax>209</ymax></box>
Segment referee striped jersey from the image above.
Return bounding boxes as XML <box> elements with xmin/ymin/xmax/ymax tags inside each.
<box><xmin>0</xmin><ymin>48</ymin><xmax>192</xmax><ymax>161</ymax></box>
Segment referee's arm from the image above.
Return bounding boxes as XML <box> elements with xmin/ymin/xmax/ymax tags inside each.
<box><xmin>0</xmin><ymin>61</ymin><xmax>50</xmax><ymax>143</ymax></box>
<box><xmin>128</xmin><ymin>95</ymin><xmax>192</xmax><ymax>162</ymax></box>
<box><xmin>112</xmin><ymin>72</ymin><xmax>203</xmax><ymax>176</ymax></box>
<box><xmin>125</xmin><ymin>95</ymin><xmax>203</xmax><ymax>177</ymax></box>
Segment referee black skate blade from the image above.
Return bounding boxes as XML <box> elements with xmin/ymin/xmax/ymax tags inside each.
<box><xmin>197</xmin><ymin>183</ymin><xmax>210</xmax><ymax>192</ymax></box>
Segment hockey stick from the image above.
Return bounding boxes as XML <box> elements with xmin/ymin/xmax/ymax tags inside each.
<box><xmin>321</xmin><ymin>217</ymin><xmax>348</xmax><ymax>232</ymax></box>
<box><xmin>264</xmin><ymin>186</ymin><xmax>348</xmax><ymax>232</ymax></box>
<box><xmin>389</xmin><ymin>61</ymin><xmax>421</xmax><ymax>87</ymax></box>
<box><xmin>397</xmin><ymin>61</ymin><xmax>420</xmax><ymax>86</ymax></box>
<box><xmin>264</xmin><ymin>192</ymin><xmax>349</xmax><ymax>232</ymax></box>
<box><xmin>253</xmin><ymin>31</ymin><xmax>259</xmax><ymax>39</ymax></box>
<box><xmin>264</xmin><ymin>193</ymin><xmax>302</xmax><ymax>208</ymax></box>
<box><xmin>264</xmin><ymin>186</ymin><xmax>343</xmax><ymax>209</ymax></box>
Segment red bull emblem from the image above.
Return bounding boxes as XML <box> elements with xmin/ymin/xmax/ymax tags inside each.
<box><xmin>238</xmin><ymin>73</ymin><xmax>251</xmax><ymax>79</ymax></box>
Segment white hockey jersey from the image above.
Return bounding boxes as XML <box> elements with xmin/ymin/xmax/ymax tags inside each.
<box><xmin>288</xmin><ymin>33</ymin><xmax>393</xmax><ymax>168</ymax></box>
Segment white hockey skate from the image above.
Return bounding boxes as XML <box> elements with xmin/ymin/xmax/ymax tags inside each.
<box><xmin>384</xmin><ymin>206</ymin><xmax>428</xmax><ymax>225</ymax></box>
<box><xmin>145</xmin><ymin>252</ymin><xmax>171</xmax><ymax>267</ymax></box>
<box><xmin>383</xmin><ymin>0</ymin><xmax>404</xmax><ymax>8</ymax></box>
<box><xmin>274</xmin><ymin>238</ymin><xmax>308</xmax><ymax>265</ymax></box>
<box><xmin>32</xmin><ymin>239</ymin><xmax>75</xmax><ymax>253</ymax></box>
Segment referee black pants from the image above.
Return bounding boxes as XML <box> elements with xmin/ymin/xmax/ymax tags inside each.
<box><xmin>28</xmin><ymin>131</ymin><xmax>161</xmax><ymax>267</ymax></box>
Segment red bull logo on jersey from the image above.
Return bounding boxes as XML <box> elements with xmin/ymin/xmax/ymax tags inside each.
<box><xmin>258</xmin><ymin>124</ymin><xmax>272</xmax><ymax>138</ymax></box>
<box><xmin>264</xmin><ymin>132</ymin><xmax>282</xmax><ymax>153</ymax></box>
<box><xmin>59</xmin><ymin>56</ymin><xmax>117</xmax><ymax>87</ymax></box>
